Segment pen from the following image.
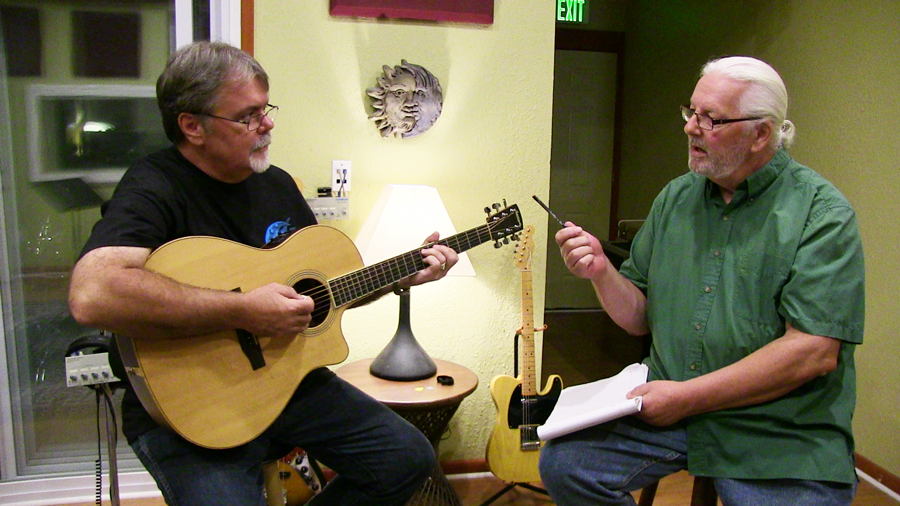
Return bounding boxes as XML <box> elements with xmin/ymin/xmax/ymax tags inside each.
<box><xmin>532</xmin><ymin>195</ymin><xmax>566</xmax><ymax>228</ymax></box>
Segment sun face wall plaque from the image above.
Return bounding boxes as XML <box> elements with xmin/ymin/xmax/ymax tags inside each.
<box><xmin>367</xmin><ymin>60</ymin><xmax>443</xmax><ymax>139</ymax></box>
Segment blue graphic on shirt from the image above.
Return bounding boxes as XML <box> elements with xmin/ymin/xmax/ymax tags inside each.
<box><xmin>264</xmin><ymin>218</ymin><xmax>295</xmax><ymax>245</ymax></box>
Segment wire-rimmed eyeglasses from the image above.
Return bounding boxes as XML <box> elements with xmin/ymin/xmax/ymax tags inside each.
<box><xmin>680</xmin><ymin>105</ymin><xmax>760</xmax><ymax>131</ymax></box>
<box><xmin>199</xmin><ymin>104</ymin><xmax>278</xmax><ymax>131</ymax></box>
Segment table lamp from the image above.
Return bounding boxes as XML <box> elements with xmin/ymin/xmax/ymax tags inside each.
<box><xmin>356</xmin><ymin>185</ymin><xmax>475</xmax><ymax>381</ymax></box>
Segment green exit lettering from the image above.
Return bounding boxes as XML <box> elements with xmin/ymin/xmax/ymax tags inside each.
<box><xmin>557</xmin><ymin>0</ymin><xmax>586</xmax><ymax>23</ymax></box>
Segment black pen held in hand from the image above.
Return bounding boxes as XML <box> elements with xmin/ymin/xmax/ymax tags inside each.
<box><xmin>532</xmin><ymin>195</ymin><xmax>566</xmax><ymax>228</ymax></box>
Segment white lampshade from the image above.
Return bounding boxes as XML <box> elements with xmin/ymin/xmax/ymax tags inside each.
<box><xmin>355</xmin><ymin>185</ymin><xmax>476</xmax><ymax>277</ymax></box>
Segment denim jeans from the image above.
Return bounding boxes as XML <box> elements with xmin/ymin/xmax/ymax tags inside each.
<box><xmin>538</xmin><ymin>416</ymin><xmax>856</xmax><ymax>506</ymax></box>
<box><xmin>131</xmin><ymin>368</ymin><xmax>435</xmax><ymax>506</ymax></box>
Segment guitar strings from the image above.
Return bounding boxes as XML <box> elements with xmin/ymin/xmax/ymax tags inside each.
<box><xmin>292</xmin><ymin>221</ymin><xmax>506</xmax><ymax>324</ymax></box>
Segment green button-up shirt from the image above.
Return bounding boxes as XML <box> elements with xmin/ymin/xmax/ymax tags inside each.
<box><xmin>619</xmin><ymin>149</ymin><xmax>864</xmax><ymax>483</ymax></box>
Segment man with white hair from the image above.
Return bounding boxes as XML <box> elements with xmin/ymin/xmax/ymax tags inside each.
<box><xmin>539</xmin><ymin>56</ymin><xmax>864</xmax><ymax>505</ymax></box>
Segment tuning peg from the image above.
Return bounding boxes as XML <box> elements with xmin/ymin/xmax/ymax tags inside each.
<box><xmin>492</xmin><ymin>203</ymin><xmax>501</xmax><ymax>211</ymax></box>
<box><xmin>502</xmin><ymin>199</ymin><xmax>508</xmax><ymax>208</ymax></box>
<box><xmin>493</xmin><ymin>240</ymin><xmax>502</xmax><ymax>248</ymax></box>
<box><xmin>484</xmin><ymin>206</ymin><xmax>491</xmax><ymax>215</ymax></box>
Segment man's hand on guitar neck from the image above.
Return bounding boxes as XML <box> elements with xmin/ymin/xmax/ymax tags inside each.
<box><xmin>403</xmin><ymin>231</ymin><xmax>460</xmax><ymax>288</ymax></box>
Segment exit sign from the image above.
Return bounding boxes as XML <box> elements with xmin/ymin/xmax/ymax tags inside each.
<box><xmin>557</xmin><ymin>0</ymin><xmax>587</xmax><ymax>23</ymax></box>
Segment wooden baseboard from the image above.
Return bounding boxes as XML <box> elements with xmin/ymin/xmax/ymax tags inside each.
<box><xmin>443</xmin><ymin>454</ymin><xmax>900</xmax><ymax>496</ymax></box>
<box><xmin>856</xmin><ymin>452</ymin><xmax>900</xmax><ymax>495</ymax></box>
<box><xmin>442</xmin><ymin>458</ymin><xmax>489</xmax><ymax>475</ymax></box>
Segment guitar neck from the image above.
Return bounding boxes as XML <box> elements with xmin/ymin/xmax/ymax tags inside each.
<box><xmin>519</xmin><ymin>268</ymin><xmax>537</xmax><ymax>397</ymax></box>
<box><xmin>329</xmin><ymin>224</ymin><xmax>491</xmax><ymax>308</ymax></box>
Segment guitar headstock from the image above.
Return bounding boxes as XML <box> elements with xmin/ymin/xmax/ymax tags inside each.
<box><xmin>514</xmin><ymin>225</ymin><xmax>535</xmax><ymax>271</ymax></box>
<box><xmin>484</xmin><ymin>201</ymin><xmax>523</xmax><ymax>248</ymax></box>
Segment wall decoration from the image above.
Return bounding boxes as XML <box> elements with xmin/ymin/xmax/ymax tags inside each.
<box><xmin>26</xmin><ymin>84</ymin><xmax>170</xmax><ymax>184</ymax></box>
<box><xmin>330</xmin><ymin>0</ymin><xmax>493</xmax><ymax>24</ymax></box>
<box><xmin>1</xmin><ymin>6</ymin><xmax>42</xmax><ymax>77</ymax></box>
<box><xmin>73</xmin><ymin>11</ymin><xmax>141</xmax><ymax>78</ymax></box>
<box><xmin>367</xmin><ymin>60</ymin><xmax>443</xmax><ymax>139</ymax></box>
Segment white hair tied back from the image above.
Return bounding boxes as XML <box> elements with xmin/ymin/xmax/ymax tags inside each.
<box><xmin>701</xmin><ymin>56</ymin><xmax>795</xmax><ymax>149</ymax></box>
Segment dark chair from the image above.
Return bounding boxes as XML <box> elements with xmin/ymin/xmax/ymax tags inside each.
<box><xmin>638</xmin><ymin>475</ymin><xmax>718</xmax><ymax>506</ymax></box>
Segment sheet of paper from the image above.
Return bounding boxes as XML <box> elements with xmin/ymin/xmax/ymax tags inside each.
<box><xmin>537</xmin><ymin>363</ymin><xmax>649</xmax><ymax>441</ymax></box>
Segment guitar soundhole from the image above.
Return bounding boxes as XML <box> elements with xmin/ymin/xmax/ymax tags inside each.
<box><xmin>292</xmin><ymin>278</ymin><xmax>332</xmax><ymax>329</ymax></box>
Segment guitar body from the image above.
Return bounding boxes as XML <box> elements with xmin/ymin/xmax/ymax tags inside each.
<box><xmin>486</xmin><ymin>373</ymin><xmax>563</xmax><ymax>483</ymax></box>
<box><xmin>263</xmin><ymin>448</ymin><xmax>324</xmax><ymax>506</ymax></box>
<box><xmin>117</xmin><ymin>226</ymin><xmax>357</xmax><ymax>449</ymax></box>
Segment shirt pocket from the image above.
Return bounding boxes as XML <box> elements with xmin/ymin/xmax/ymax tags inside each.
<box><xmin>733</xmin><ymin>251</ymin><xmax>792</xmax><ymax>325</ymax></box>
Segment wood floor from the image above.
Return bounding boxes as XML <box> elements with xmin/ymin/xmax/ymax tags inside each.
<box><xmin>60</xmin><ymin>469</ymin><xmax>898</xmax><ymax>506</ymax></box>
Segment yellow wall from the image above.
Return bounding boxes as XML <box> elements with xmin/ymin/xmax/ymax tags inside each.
<box><xmin>255</xmin><ymin>0</ymin><xmax>900</xmax><ymax>475</ymax></box>
<box><xmin>254</xmin><ymin>2</ymin><xmax>556</xmax><ymax>462</ymax></box>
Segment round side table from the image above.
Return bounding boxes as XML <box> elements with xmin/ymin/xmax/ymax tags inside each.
<box><xmin>335</xmin><ymin>358</ymin><xmax>478</xmax><ymax>506</ymax></box>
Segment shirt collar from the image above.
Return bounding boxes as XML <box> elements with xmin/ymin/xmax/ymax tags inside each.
<box><xmin>703</xmin><ymin>149</ymin><xmax>790</xmax><ymax>204</ymax></box>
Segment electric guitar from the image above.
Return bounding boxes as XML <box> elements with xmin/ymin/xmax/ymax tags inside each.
<box><xmin>116</xmin><ymin>202</ymin><xmax>522</xmax><ymax>449</ymax></box>
<box><xmin>263</xmin><ymin>448</ymin><xmax>323</xmax><ymax>506</ymax></box>
<box><xmin>485</xmin><ymin>225</ymin><xmax>563</xmax><ymax>483</ymax></box>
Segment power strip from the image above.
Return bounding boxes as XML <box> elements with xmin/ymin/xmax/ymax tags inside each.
<box><xmin>65</xmin><ymin>352</ymin><xmax>120</xmax><ymax>387</ymax></box>
<box><xmin>307</xmin><ymin>197</ymin><xmax>350</xmax><ymax>220</ymax></box>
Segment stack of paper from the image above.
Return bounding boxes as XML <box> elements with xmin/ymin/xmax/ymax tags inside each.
<box><xmin>537</xmin><ymin>363</ymin><xmax>649</xmax><ymax>441</ymax></box>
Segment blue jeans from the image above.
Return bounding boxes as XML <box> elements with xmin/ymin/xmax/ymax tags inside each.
<box><xmin>538</xmin><ymin>416</ymin><xmax>857</xmax><ymax>506</ymax></box>
<box><xmin>131</xmin><ymin>368</ymin><xmax>435</xmax><ymax>506</ymax></box>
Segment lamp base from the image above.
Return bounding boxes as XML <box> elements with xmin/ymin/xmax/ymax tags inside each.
<box><xmin>369</xmin><ymin>288</ymin><xmax>437</xmax><ymax>381</ymax></box>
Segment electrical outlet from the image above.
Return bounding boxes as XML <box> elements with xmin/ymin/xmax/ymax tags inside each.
<box><xmin>331</xmin><ymin>160</ymin><xmax>351</xmax><ymax>194</ymax></box>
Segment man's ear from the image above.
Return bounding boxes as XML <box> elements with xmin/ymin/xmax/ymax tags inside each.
<box><xmin>751</xmin><ymin>120</ymin><xmax>774</xmax><ymax>153</ymax></box>
<box><xmin>178</xmin><ymin>112</ymin><xmax>207</xmax><ymax>146</ymax></box>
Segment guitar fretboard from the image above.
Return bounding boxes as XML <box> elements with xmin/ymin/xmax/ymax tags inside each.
<box><xmin>330</xmin><ymin>224</ymin><xmax>494</xmax><ymax>308</ymax></box>
<box><xmin>519</xmin><ymin>269</ymin><xmax>537</xmax><ymax>397</ymax></box>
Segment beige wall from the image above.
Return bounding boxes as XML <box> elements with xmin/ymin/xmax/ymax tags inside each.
<box><xmin>254</xmin><ymin>2</ymin><xmax>556</xmax><ymax>462</ymax></box>
<box><xmin>254</xmin><ymin>0</ymin><xmax>900</xmax><ymax>476</ymax></box>
<box><xmin>616</xmin><ymin>0</ymin><xmax>900</xmax><ymax>476</ymax></box>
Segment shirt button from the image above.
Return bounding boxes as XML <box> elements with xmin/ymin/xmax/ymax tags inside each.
<box><xmin>690</xmin><ymin>364</ymin><xmax>697</xmax><ymax>370</ymax></box>
<box><xmin>714</xmin><ymin>250</ymin><xmax>721</xmax><ymax>257</ymax></box>
<box><xmin>723</xmin><ymin>216</ymin><xmax>729</xmax><ymax>221</ymax></box>
<box><xmin>704</xmin><ymin>286</ymin><xmax>712</xmax><ymax>293</ymax></box>
<box><xmin>695</xmin><ymin>324</ymin><xmax>702</xmax><ymax>330</ymax></box>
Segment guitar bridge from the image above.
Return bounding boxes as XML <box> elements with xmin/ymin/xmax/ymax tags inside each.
<box><xmin>519</xmin><ymin>425</ymin><xmax>541</xmax><ymax>451</ymax></box>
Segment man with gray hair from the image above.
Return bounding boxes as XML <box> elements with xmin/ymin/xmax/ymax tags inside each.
<box><xmin>69</xmin><ymin>41</ymin><xmax>458</xmax><ymax>506</ymax></box>
<box><xmin>539</xmin><ymin>56</ymin><xmax>864</xmax><ymax>505</ymax></box>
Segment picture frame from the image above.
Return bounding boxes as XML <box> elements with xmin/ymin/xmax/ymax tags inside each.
<box><xmin>26</xmin><ymin>84</ymin><xmax>169</xmax><ymax>184</ymax></box>
<box><xmin>330</xmin><ymin>0</ymin><xmax>494</xmax><ymax>24</ymax></box>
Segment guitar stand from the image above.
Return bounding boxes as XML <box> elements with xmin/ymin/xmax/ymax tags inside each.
<box><xmin>478</xmin><ymin>482</ymin><xmax>550</xmax><ymax>506</ymax></box>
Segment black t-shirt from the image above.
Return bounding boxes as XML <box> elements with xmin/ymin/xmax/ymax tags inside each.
<box><xmin>81</xmin><ymin>146</ymin><xmax>317</xmax><ymax>442</ymax></box>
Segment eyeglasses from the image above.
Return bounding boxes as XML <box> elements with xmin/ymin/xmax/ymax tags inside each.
<box><xmin>680</xmin><ymin>105</ymin><xmax>760</xmax><ymax>131</ymax></box>
<box><xmin>199</xmin><ymin>104</ymin><xmax>278</xmax><ymax>131</ymax></box>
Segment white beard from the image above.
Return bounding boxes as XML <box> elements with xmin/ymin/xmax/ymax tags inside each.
<box><xmin>250</xmin><ymin>133</ymin><xmax>272</xmax><ymax>174</ymax></box>
<box><xmin>688</xmin><ymin>137</ymin><xmax>747</xmax><ymax>180</ymax></box>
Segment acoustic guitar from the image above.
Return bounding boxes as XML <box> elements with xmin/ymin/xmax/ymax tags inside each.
<box><xmin>116</xmin><ymin>202</ymin><xmax>523</xmax><ymax>449</ymax></box>
<box><xmin>485</xmin><ymin>225</ymin><xmax>563</xmax><ymax>483</ymax></box>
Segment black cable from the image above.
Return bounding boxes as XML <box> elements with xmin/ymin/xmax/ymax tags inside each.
<box><xmin>102</xmin><ymin>384</ymin><xmax>120</xmax><ymax>506</ymax></box>
<box><xmin>95</xmin><ymin>389</ymin><xmax>102</xmax><ymax>506</ymax></box>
